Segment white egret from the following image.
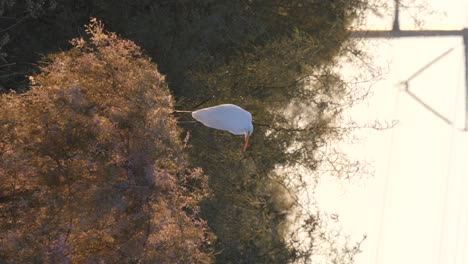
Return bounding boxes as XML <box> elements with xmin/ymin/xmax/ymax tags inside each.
<box><xmin>191</xmin><ymin>104</ymin><xmax>253</xmax><ymax>151</ymax></box>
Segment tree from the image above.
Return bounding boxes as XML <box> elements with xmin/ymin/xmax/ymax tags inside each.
<box><xmin>0</xmin><ymin>1</ymin><xmax>376</xmax><ymax>262</ymax></box>
<box><xmin>0</xmin><ymin>19</ymin><xmax>213</xmax><ymax>263</ymax></box>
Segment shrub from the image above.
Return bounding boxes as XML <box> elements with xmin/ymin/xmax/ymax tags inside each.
<box><xmin>0</xmin><ymin>19</ymin><xmax>213</xmax><ymax>263</ymax></box>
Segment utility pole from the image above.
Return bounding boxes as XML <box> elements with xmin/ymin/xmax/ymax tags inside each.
<box><xmin>351</xmin><ymin>0</ymin><xmax>468</xmax><ymax>129</ymax></box>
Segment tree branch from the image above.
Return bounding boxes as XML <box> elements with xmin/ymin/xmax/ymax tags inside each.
<box><xmin>0</xmin><ymin>15</ymin><xmax>28</xmax><ymax>33</ymax></box>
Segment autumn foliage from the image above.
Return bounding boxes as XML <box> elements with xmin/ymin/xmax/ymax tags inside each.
<box><xmin>0</xmin><ymin>19</ymin><xmax>213</xmax><ymax>263</ymax></box>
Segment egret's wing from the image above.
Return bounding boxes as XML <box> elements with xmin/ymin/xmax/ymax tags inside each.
<box><xmin>192</xmin><ymin>104</ymin><xmax>252</xmax><ymax>135</ymax></box>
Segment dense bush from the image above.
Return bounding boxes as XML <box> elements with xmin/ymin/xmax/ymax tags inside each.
<box><xmin>0</xmin><ymin>19</ymin><xmax>213</xmax><ymax>263</ymax></box>
<box><xmin>0</xmin><ymin>1</ymin><xmax>372</xmax><ymax>262</ymax></box>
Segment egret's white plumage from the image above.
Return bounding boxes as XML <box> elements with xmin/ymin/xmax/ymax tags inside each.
<box><xmin>191</xmin><ymin>104</ymin><xmax>253</xmax><ymax>151</ymax></box>
<box><xmin>192</xmin><ymin>104</ymin><xmax>253</xmax><ymax>135</ymax></box>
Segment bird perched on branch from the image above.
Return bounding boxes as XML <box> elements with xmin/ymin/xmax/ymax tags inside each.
<box><xmin>191</xmin><ymin>104</ymin><xmax>253</xmax><ymax>151</ymax></box>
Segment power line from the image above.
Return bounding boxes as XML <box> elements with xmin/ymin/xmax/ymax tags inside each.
<box><xmin>351</xmin><ymin>3</ymin><xmax>468</xmax><ymax>129</ymax></box>
<box><xmin>435</xmin><ymin>45</ymin><xmax>463</xmax><ymax>264</ymax></box>
<box><xmin>460</xmin><ymin>135</ymin><xmax>468</xmax><ymax>264</ymax></box>
<box><xmin>372</xmin><ymin>25</ymin><xmax>464</xmax><ymax>264</ymax></box>
<box><xmin>353</xmin><ymin>2</ymin><xmax>468</xmax><ymax>263</ymax></box>
<box><xmin>374</xmin><ymin>45</ymin><xmax>402</xmax><ymax>264</ymax></box>
<box><xmin>452</xmin><ymin>52</ymin><xmax>468</xmax><ymax>264</ymax></box>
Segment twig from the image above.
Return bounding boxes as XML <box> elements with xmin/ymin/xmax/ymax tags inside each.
<box><xmin>0</xmin><ymin>72</ymin><xmax>25</xmax><ymax>78</ymax></box>
<box><xmin>0</xmin><ymin>63</ymin><xmax>15</xmax><ymax>68</ymax></box>
<box><xmin>0</xmin><ymin>16</ymin><xmax>28</xmax><ymax>33</ymax></box>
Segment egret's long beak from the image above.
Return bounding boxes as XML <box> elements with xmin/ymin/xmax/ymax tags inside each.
<box><xmin>243</xmin><ymin>134</ymin><xmax>250</xmax><ymax>152</ymax></box>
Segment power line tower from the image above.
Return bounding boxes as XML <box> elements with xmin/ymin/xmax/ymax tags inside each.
<box><xmin>351</xmin><ymin>0</ymin><xmax>468</xmax><ymax>129</ymax></box>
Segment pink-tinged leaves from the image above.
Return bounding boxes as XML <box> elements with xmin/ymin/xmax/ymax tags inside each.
<box><xmin>0</xmin><ymin>19</ymin><xmax>213</xmax><ymax>263</ymax></box>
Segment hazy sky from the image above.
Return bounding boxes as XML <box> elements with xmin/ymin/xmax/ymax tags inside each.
<box><xmin>315</xmin><ymin>1</ymin><xmax>468</xmax><ymax>264</ymax></box>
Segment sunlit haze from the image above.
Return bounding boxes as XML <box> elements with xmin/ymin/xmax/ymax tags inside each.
<box><xmin>316</xmin><ymin>1</ymin><xmax>468</xmax><ymax>264</ymax></box>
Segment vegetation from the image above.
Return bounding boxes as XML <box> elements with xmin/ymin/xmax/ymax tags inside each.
<box><xmin>0</xmin><ymin>20</ymin><xmax>213</xmax><ymax>263</ymax></box>
<box><xmin>0</xmin><ymin>1</ymin><xmax>375</xmax><ymax>263</ymax></box>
